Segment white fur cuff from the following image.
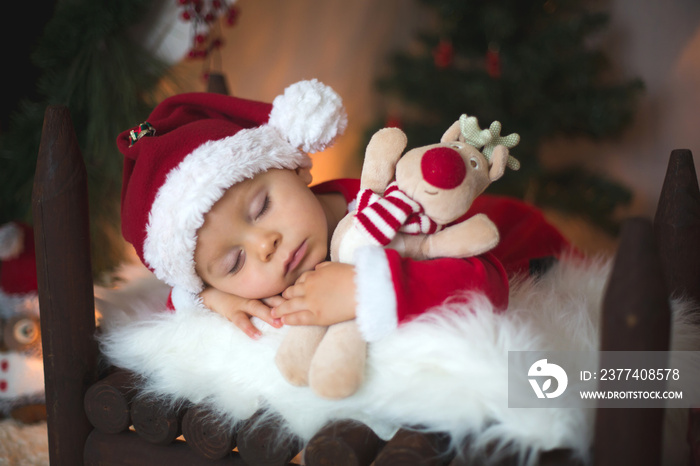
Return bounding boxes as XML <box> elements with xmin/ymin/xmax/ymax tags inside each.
<box><xmin>353</xmin><ymin>245</ymin><xmax>398</xmax><ymax>342</ymax></box>
<box><xmin>170</xmin><ymin>285</ymin><xmax>208</xmax><ymax>314</ymax></box>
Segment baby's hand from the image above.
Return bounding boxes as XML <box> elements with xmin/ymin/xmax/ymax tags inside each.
<box><xmin>271</xmin><ymin>262</ymin><xmax>357</xmax><ymax>326</ymax></box>
<box><xmin>200</xmin><ymin>287</ymin><xmax>284</xmax><ymax>339</ymax></box>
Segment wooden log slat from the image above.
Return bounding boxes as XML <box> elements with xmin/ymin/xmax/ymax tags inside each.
<box><xmin>304</xmin><ymin>419</ymin><xmax>385</xmax><ymax>466</ymax></box>
<box><xmin>84</xmin><ymin>429</ymin><xmax>246</xmax><ymax>465</ymax></box>
<box><xmin>131</xmin><ymin>396</ymin><xmax>183</xmax><ymax>445</ymax></box>
<box><xmin>538</xmin><ymin>448</ymin><xmax>586</xmax><ymax>466</ymax></box>
<box><xmin>654</xmin><ymin>149</ymin><xmax>700</xmax><ymax>305</ymax></box>
<box><xmin>373</xmin><ymin>429</ymin><xmax>451</xmax><ymax>466</ymax></box>
<box><xmin>32</xmin><ymin>105</ymin><xmax>98</xmax><ymax>466</ymax></box>
<box><xmin>449</xmin><ymin>443</ymin><xmax>583</xmax><ymax>466</ymax></box>
<box><xmin>207</xmin><ymin>72</ymin><xmax>230</xmax><ymax>95</ymax></box>
<box><xmin>594</xmin><ymin>218</ymin><xmax>671</xmax><ymax>466</ymax></box>
<box><xmin>84</xmin><ymin>370</ymin><xmax>137</xmax><ymax>434</ymax></box>
<box><xmin>236</xmin><ymin>411</ymin><xmax>302</xmax><ymax>466</ymax></box>
<box><xmin>181</xmin><ymin>406</ymin><xmax>237</xmax><ymax>460</ymax></box>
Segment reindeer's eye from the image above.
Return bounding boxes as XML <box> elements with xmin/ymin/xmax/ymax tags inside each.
<box><xmin>470</xmin><ymin>158</ymin><xmax>479</xmax><ymax>168</ymax></box>
<box><xmin>450</xmin><ymin>143</ymin><xmax>462</xmax><ymax>149</ymax></box>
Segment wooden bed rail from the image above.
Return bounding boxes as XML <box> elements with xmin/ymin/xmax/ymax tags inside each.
<box><xmin>31</xmin><ymin>75</ymin><xmax>699</xmax><ymax>464</ymax></box>
<box><xmin>654</xmin><ymin>149</ymin><xmax>700</xmax><ymax>304</ymax></box>
<box><xmin>594</xmin><ymin>217</ymin><xmax>670</xmax><ymax>466</ymax></box>
<box><xmin>32</xmin><ymin>105</ymin><xmax>99</xmax><ymax>466</ymax></box>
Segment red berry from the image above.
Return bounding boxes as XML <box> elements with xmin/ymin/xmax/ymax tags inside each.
<box><xmin>227</xmin><ymin>6</ymin><xmax>240</xmax><ymax>24</ymax></box>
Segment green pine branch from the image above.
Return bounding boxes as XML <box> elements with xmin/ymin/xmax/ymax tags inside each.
<box><xmin>0</xmin><ymin>0</ymin><xmax>169</xmax><ymax>277</ymax></box>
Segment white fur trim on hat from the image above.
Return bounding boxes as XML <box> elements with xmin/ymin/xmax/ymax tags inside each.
<box><xmin>269</xmin><ymin>79</ymin><xmax>347</xmax><ymax>153</ymax></box>
<box><xmin>144</xmin><ymin>127</ymin><xmax>310</xmax><ymax>293</ymax></box>
<box><xmin>170</xmin><ymin>286</ymin><xmax>208</xmax><ymax>314</ymax></box>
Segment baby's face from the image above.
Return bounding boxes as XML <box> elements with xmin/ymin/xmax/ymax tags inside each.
<box><xmin>194</xmin><ymin>168</ymin><xmax>329</xmax><ymax>299</ymax></box>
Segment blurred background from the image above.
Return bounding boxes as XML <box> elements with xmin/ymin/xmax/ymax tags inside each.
<box><xmin>2</xmin><ymin>0</ymin><xmax>700</xmax><ymax>278</ymax></box>
<box><xmin>1</xmin><ymin>1</ymin><xmax>698</xmax><ymax>459</ymax></box>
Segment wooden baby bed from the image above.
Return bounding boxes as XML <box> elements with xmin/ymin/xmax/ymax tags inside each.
<box><xmin>31</xmin><ymin>75</ymin><xmax>700</xmax><ymax>465</ymax></box>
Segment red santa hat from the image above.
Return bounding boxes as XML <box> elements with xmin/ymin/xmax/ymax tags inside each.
<box><xmin>0</xmin><ymin>222</ymin><xmax>38</xmax><ymax>297</ymax></box>
<box><xmin>118</xmin><ymin>79</ymin><xmax>347</xmax><ymax>294</ymax></box>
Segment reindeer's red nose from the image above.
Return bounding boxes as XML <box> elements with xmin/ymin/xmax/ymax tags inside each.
<box><xmin>421</xmin><ymin>147</ymin><xmax>466</xmax><ymax>189</ymax></box>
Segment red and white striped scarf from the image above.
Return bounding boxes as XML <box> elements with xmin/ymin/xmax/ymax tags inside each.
<box><xmin>353</xmin><ymin>182</ymin><xmax>443</xmax><ymax>246</ymax></box>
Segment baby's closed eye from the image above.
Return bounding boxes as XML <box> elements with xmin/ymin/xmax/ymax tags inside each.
<box><xmin>221</xmin><ymin>248</ymin><xmax>244</xmax><ymax>275</ymax></box>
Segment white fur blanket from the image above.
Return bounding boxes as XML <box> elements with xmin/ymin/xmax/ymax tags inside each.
<box><xmin>96</xmin><ymin>256</ymin><xmax>700</xmax><ymax>464</ymax></box>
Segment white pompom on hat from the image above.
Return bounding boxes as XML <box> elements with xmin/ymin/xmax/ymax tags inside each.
<box><xmin>118</xmin><ymin>80</ymin><xmax>347</xmax><ymax>295</ymax></box>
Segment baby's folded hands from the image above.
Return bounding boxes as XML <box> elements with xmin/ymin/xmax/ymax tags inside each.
<box><xmin>200</xmin><ymin>287</ymin><xmax>285</xmax><ymax>339</ymax></box>
<box><xmin>271</xmin><ymin>262</ymin><xmax>357</xmax><ymax>326</ymax></box>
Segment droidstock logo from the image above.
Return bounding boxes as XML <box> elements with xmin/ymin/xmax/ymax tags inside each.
<box><xmin>528</xmin><ymin>359</ymin><xmax>568</xmax><ymax>399</ymax></box>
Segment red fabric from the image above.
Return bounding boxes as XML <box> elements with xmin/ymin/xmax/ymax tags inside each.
<box><xmin>118</xmin><ymin>93</ymin><xmax>273</xmax><ymax>268</ymax></box>
<box><xmin>0</xmin><ymin>223</ymin><xmax>38</xmax><ymax>295</ymax></box>
<box><xmin>466</xmin><ymin>195</ymin><xmax>575</xmax><ymax>277</ymax></box>
<box><xmin>166</xmin><ymin>290</ymin><xmax>175</xmax><ymax>312</ymax></box>
<box><xmin>386</xmin><ymin>250</ymin><xmax>509</xmax><ymax>324</ymax></box>
<box><xmin>310</xmin><ymin>178</ymin><xmax>360</xmax><ymax>205</ymax></box>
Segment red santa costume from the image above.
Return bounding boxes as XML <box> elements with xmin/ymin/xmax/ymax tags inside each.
<box><xmin>311</xmin><ymin>178</ymin><xmax>570</xmax><ymax>341</ymax></box>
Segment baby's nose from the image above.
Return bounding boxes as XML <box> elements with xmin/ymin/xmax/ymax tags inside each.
<box><xmin>421</xmin><ymin>147</ymin><xmax>466</xmax><ymax>189</ymax></box>
<box><xmin>257</xmin><ymin>231</ymin><xmax>281</xmax><ymax>262</ymax></box>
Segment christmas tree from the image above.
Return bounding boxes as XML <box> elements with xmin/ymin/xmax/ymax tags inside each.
<box><xmin>372</xmin><ymin>0</ymin><xmax>644</xmax><ymax>232</ymax></box>
<box><xmin>0</xmin><ymin>0</ymin><xmax>169</xmax><ymax>278</ymax></box>
<box><xmin>0</xmin><ymin>0</ymin><xmax>237</xmax><ymax>278</ymax></box>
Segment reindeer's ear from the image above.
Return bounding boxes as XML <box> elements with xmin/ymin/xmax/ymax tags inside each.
<box><xmin>362</xmin><ymin>127</ymin><xmax>408</xmax><ymax>192</ymax></box>
<box><xmin>488</xmin><ymin>145</ymin><xmax>509</xmax><ymax>182</ymax></box>
<box><xmin>440</xmin><ymin>120</ymin><xmax>461</xmax><ymax>143</ymax></box>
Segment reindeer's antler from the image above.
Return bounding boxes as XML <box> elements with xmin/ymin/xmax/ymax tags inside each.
<box><xmin>459</xmin><ymin>114</ymin><xmax>521</xmax><ymax>171</ymax></box>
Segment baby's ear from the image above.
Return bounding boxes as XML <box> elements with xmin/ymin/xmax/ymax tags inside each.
<box><xmin>295</xmin><ymin>166</ymin><xmax>313</xmax><ymax>185</ymax></box>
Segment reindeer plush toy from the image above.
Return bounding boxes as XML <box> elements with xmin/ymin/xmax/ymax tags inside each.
<box><xmin>275</xmin><ymin>114</ymin><xmax>520</xmax><ymax>399</ymax></box>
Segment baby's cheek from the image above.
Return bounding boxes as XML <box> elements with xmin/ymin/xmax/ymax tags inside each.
<box><xmin>245</xmin><ymin>275</ymin><xmax>289</xmax><ymax>300</ymax></box>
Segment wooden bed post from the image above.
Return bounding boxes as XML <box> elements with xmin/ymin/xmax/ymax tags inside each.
<box><xmin>594</xmin><ymin>218</ymin><xmax>671</xmax><ymax>466</ymax></box>
<box><xmin>654</xmin><ymin>149</ymin><xmax>700</xmax><ymax>304</ymax></box>
<box><xmin>653</xmin><ymin>149</ymin><xmax>700</xmax><ymax>466</ymax></box>
<box><xmin>32</xmin><ymin>105</ymin><xmax>99</xmax><ymax>466</ymax></box>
